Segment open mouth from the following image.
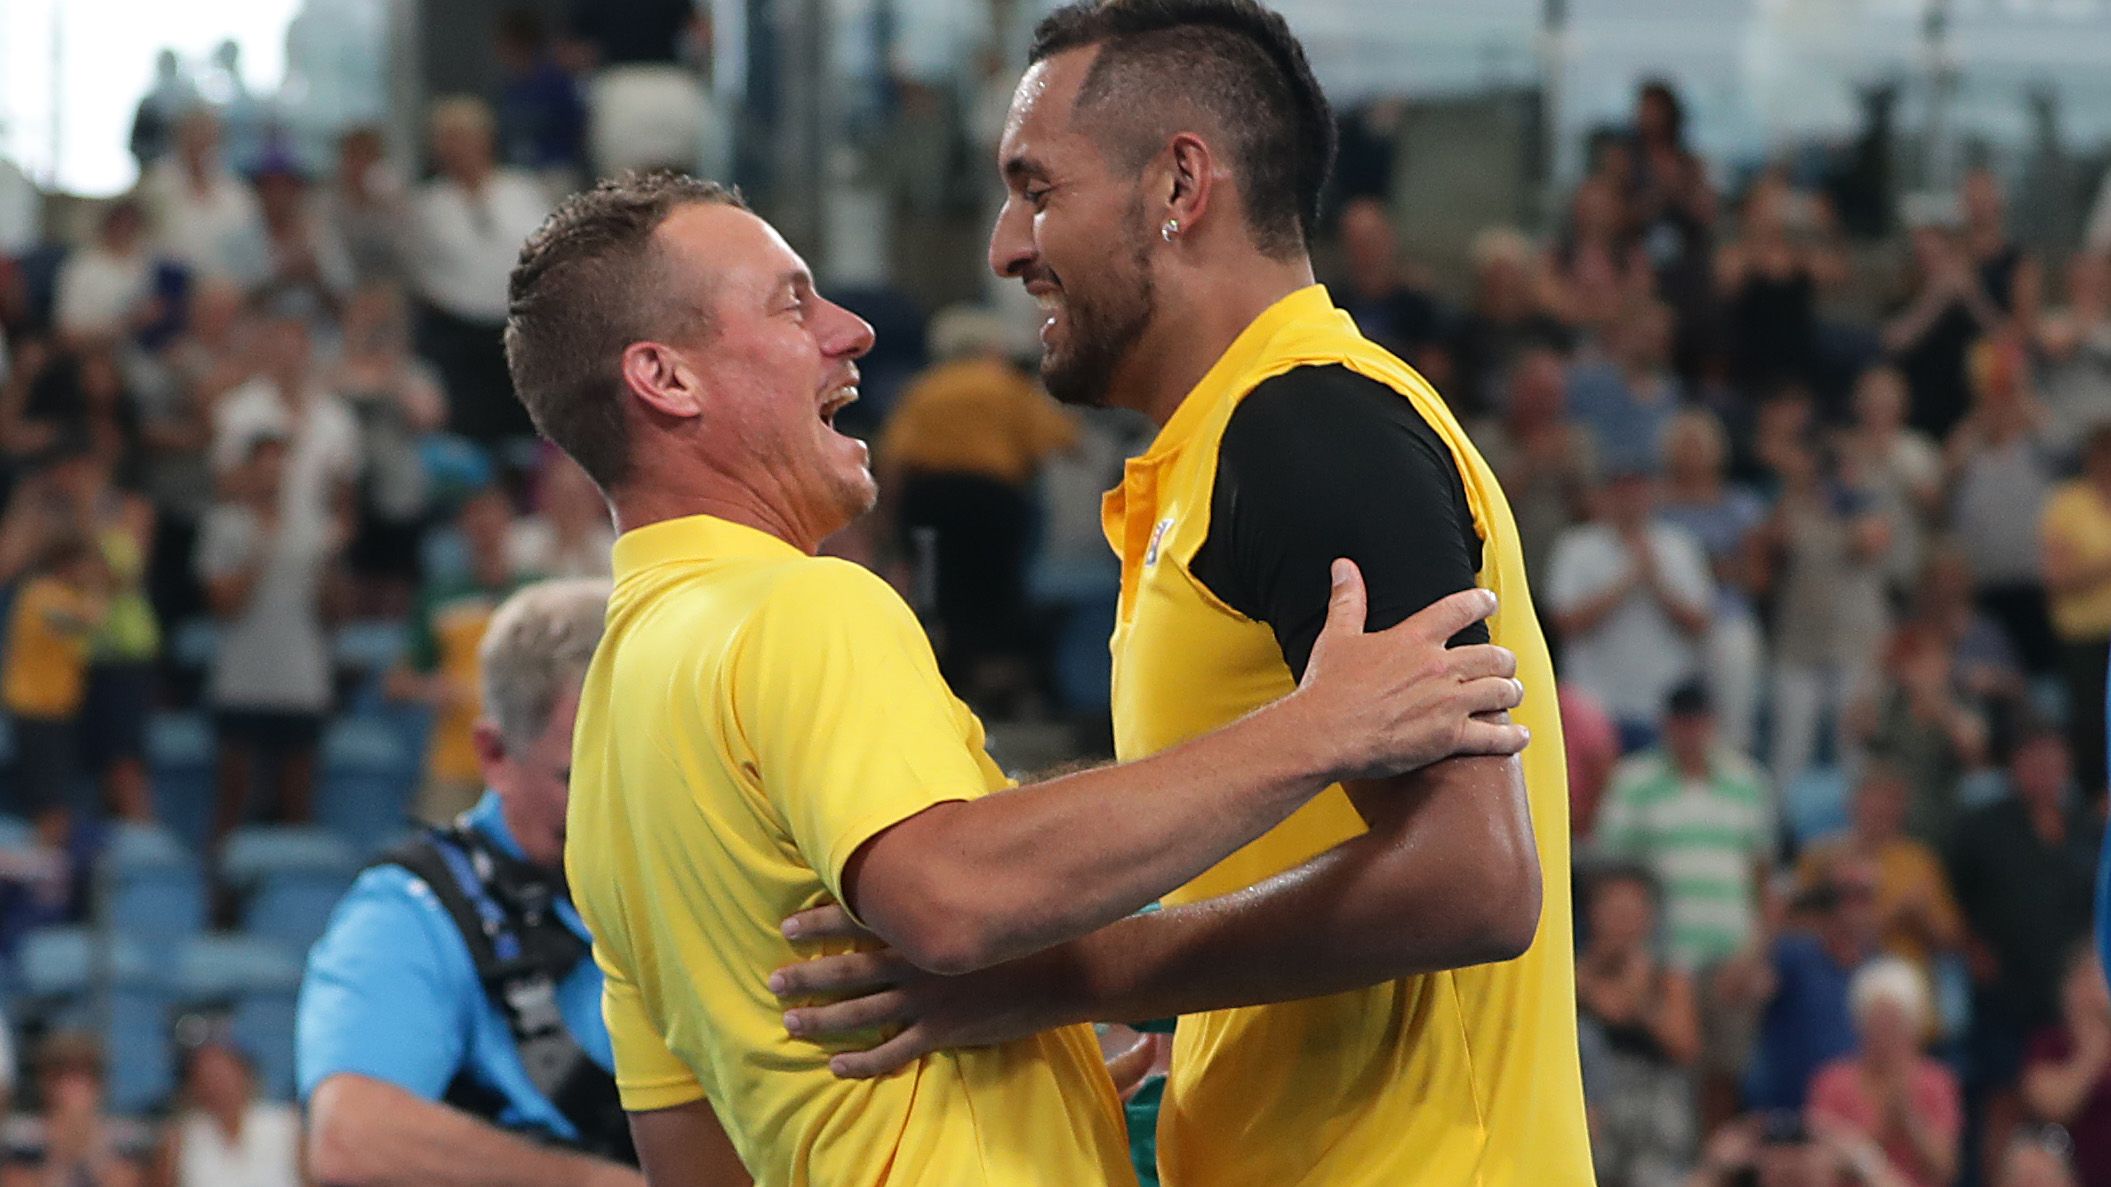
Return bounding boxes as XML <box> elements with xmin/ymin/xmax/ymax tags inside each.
<box><xmin>819</xmin><ymin>382</ymin><xmax>859</xmax><ymax>429</ymax></box>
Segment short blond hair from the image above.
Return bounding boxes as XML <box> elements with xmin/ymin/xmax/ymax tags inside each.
<box><xmin>428</xmin><ymin>95</ymin><xmax>496</xmax><ymax>143</ymax></box>
<box><xmin>1849</xmin><ymin>956</ymin><xmax>1930</xmax><ymax>1033</ymax></box>
<box><xmin>478</xmin><ymin>579</ymin><xmax>611</xmax><ymax>750</ymax></box>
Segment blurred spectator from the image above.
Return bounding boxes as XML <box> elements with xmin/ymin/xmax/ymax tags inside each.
<box><xmin>1755</xmin><ymin>435</ymin><xmax>1892</xmax><ymax>795</ymax></box>
<box><xmin>1885</xmin><ymin>219</ymin><xmax>2004</xmax><ymax>441</ymax></box>
<box><xmin>1563</xmin><ymin>684</ymin><xmax>1624</xmax><ymax>838</ymax></box>
<box><xmin>1852</xmin><ymin>615</ymin><xmax>1992</xmax><ymax>854</ymax></box>
<box><xmin>1687</xmin><ymin>1111</ymin><xmax>1906</xmax><ymax>1187</ymax></box>
<box><xmin>1593</xmin><ymin>682</ymin><xmax>1772</xmax><ymax>973</ymax></box>
<box><xmin>330</xmin><ymin>283</ymin><xmax>445</xmax><ymax>616</ymax></box>
<box><xmin>1726</xmin><ymin>857</ymin><xmax>1884</xmax><ymax>1112</ymax></box>
<box><xmin>2039</xmin><ymin>423</ymin><xmax>2111</xmax><ymax>801</ymax></box>
<box><xmin>53</xmin><ymin>201</ymin><xmax>162</xmax><ymax>347</ymax></box>
<box><xmin>1952</xmin><ymin>729</ymin><xmax>2097</xmax><ymax>1169</ymax></box>
<box><xmin>1577</xmin><ymin>865</ymin><xmax>1700</xmax><ymax>1187</ymax></box>
<box><xmin>1548</xmin><ymin>174</ymin><xmax>1651</xmax><ymax>348</ymax></box>
<box><xmin>152</xmin><ymin>1030</ymin><xmax>299</xmax><ymax>1187</ymax></box>
<box><xmin>1548</xmin><ymin>469</ymin><xmax>1714</xmax><ymax>744</ymax></box>
<box><xmin>1</xmin><ymin>530</ymin><xmax>108</xmax><ymax>849</ymax></box>
<box><xmin>877</xmin><ymin>306</ymin><xmax>1078</xmax><ymax>704</ymax></box>
<box><xmin>508</xmin><ymin>453</ymin><xmax>613</xmax><ymax>580</ymax></box>
<box><xmin>128</xmin><ymin>50</ymin><xmax>196</xmax><ymax>174</ymax></box>
<box><xmin>2</xmin><ymin>346</ymin><xmax>144</xmax><ymax>497</ymax></box>
<box><xmin>317</xmin><ymin>127</ymin><xmax>407</xmax><ymax>286</ymax></box>
<box><xmin>1331</xmin><ymin>197</ymin><xmax>1444</xmax><ymax>365</ymax></box>
<box><xmin>1949</xmin><ymin>338</ymin><xmax>2058</xmax><ymax>675</ymax></box>
<box><xmin>408</xmin><ymin>97</ymin><xmax>547</xmax><ymax>446</ymax></box>
<box><xmin>1568</xmin><ymin>298</ymin><xmax>1684</xmax><ymax>477</ymax></box>
<box><xmin>1444</xmin><ymin>227</ymin><xmax>1570</xmax><ymax>420</ymax></box>
<box><xmin>134</xmin><ymin>279</ymin><xmax>252</xmax><ymax>625</ymax></box>
<box><xmin>197</xmin><ymin>435</ymin><xmax>343</xmax><ymax>849</ymax></box>
<box><xmin>1912</xmin><ymin>540</ymin><xmax>2028</xmax><ymax>745</ymax></box>
<box><xmin>1997</xmin><ymin>1135</ymin><xmax>2083</xmax><ymax>1187</ymax></box>
<box><xmin>1845</xmin><ymin>367</ymin><xmax>1943</xmax><ymax>597</ymax></box>
<box><xmin>209</xmin><ymin>298</ymin><xmax>359</xmax><ymax>524</ymax></box>
<box><xmin>387</xmin><ymin>489</ymin><xmax>536</xmax><ymax>823</ymax></box>
<box><xmin>1805</xmin><ymin>957</ymin><xmax>1963</xmax><ymax>1187</ymax></box>
<box><xmin>1962</xmin><ymin>167</ymin><xmax>2044</xmax><ymax>337</ymax></box>
<box><xmin>1797</xmin><ymin>766</ymin><xmax>1964</xmax><ymax>985</ymax></box>
<box><xmin>138</xmin><ymin>108</ymin><xmax>263</xmax><ymax>283</ymax></box>
<box><xmin>2037</xmin><ymin>255</ymin><xmax>2111</xmax><ymax>460</ymax></box>
<box><xmin>569</xmin><ymin>0</ymin><xmax>721</xmax><ymax>178</ymax></box>
<box><xmin>227</xmin><ymin>157</ymin><xmax>352</xmax><ymax>313</ymax></box>
<box><xmin>1626</xmin><ymin>81</ymin><xmax>1718</xmax><ymax>378</ymax></box>
<box><xmin>494</xmin><ymin>8</ymin><xmax>588</xmax><ymax>191</ymax></box>
<box><xmin>2020</xmin><ymin>945</ymin><xmax>2111</xmax><ymax>1187</ymax></box>
<box><xmin>67</xmin><ymin>452</ymin><xmax>159</xmax><ymax>825</ymax></box>
<box><xmin>1716</xmin><ymin>173</ymin><xmax>1847</xmax><ymax>399</ymax></box>
<box><xmin>1474</xmin><ymin>348</ymin><xmax>1596</xmax><ymax>591</ymax></box>
<box><xmin>1658</xmin><ymin>409</ymin><xmax>1768</xmax><ymax>754</ymax></box>
<box><xmin>0</xmin><ymin>1032</ymin><xmax>151</xmax><ymax>1187</ymax></box>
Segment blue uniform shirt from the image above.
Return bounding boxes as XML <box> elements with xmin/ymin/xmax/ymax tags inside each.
<box><xmin>296</xmin><ymin>792</ymin><xmax>612</xmax><ymax>1139</ymax></box>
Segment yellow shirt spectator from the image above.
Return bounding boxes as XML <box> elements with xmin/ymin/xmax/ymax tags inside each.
<box><xmin>3</xmin><ymin>576</ymin><xmax>101</xmax><ymax>719</ymax></box>
<box><xmin>2042</xmin><ymin>477</ymin><xmax>2111</xmax><ymax>640</ymax></box>
<box><xmin>566</xmin><ymin>514</ymin><xmax>1133</xmax><ymax>1187</ymax></box>
<box><xmin>878</xmin><ymin>357</ymin><xmax>1079</xmax><ymax>486</ymax></box>
<box><xmin>1798</xmin><ymin>836</ymin><xmax>1964</xmax><ymax>970</ymax></box>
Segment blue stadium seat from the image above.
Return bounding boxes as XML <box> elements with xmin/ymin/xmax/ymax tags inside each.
<box><xmin>221</xmin><ymin>825</ymin><xmax>360</xmax><ymax>889</ymax></box>
<box><xmin>99</xmin><ymin>823</ymin><xmax>207</xmax><ymax>942</ymax></box>
<box><xmin>335</xmin><ymin>621</ymin><xmax>409</xmax><ymax>675</ymax></box>
<box><xmin>16</xmin><ymin>928</ymin><xmax>153</xmax><ymax>1001</ymax></box>
<box><xmin>146</xmin><ymin>715</ymin><xmax>216</xmax><ymax>853</ymax></box>
<box><xmin>168</xmin><ymin>620</ymin><xmax>219</xmax><ymax>672</ymax></box>
<box><xmin>1783</xmin><ymin>766</ymin><xmax>1851</xmax><ymax>847</ymax></box>
<box><xmin>56</xmin><ymin>990</ymin><xmax>175</xmax><ymax>1115</ymax></box>
<box><xmin>243</xmin><ymin>874</ymin><xmax>355</xmax><ymax>956</ymax></box>
<box><xmin>230</xmin><ymin>992</ymin><xmax>299</xmax><ymax>1101</ymax></box>
<box><xmin>318</xmin><ymin>720</ymin><xmax>417</xmax><ymax>854</ymax></box>
<box><xmin>171</xmin><ymin>933</ymin><xmax>304</xmax><ymax>1005</ymax></box>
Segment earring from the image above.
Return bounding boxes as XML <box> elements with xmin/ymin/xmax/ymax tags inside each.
<box><xmin>1161</xmin><ymin>218</ymin><xmax>1180</xmax><ymax>242</ymax></box>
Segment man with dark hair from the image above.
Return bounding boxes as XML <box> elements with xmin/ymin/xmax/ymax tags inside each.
<box><xmin>506</xmin><ymin>166</ymin><xmax>1531</xmax><ymax>1183</ymax></box>
<box><xmin>775</xmin><ymin>3</ymin><xmax>1591</xmax><ymax>1183</ymax></box>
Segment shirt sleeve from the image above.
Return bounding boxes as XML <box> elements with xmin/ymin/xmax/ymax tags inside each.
<box><xmin>295</xmin><ymin>869</ymin><xmax>473</xmax><ymax>1101</ymax></box>
<box><xmin>193</xmin><ymin>508</ymin><xmax>255</xmax><ymax>582</ymax></box>
<box><xmin>728</xmin><ymin>559</ymin><xmax>1003</xmax><ymax>913</ymax></box>
<box><xmin>597</xmin><ymin>945</ymin><xmax>706</xmax><ymax>1112</ymax></box>
<box><xmin>1189</xmin><ymin>365</ymin><xmax>1488</xmax><ymax>680</ymax></box>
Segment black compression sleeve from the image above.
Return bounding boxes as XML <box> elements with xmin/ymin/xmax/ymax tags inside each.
<box><xmin>1190</xmin><ymin>365</ymin><xmax>1488</xmax><ymax>680</ymax></box>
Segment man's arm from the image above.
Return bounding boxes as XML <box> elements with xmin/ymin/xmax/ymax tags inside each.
<box><xmin>627</xmin><ymin>1101</ymin><xmax>751</xmax><ymax>1187</ymax></box>
<box><xmin>307</xmin><ymin>1073</ymin><xmax>641</xmax><ymax>1187</ymax></box>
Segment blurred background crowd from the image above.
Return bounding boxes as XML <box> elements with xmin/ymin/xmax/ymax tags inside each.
<box><xmin>7</xmin><ymin>0</ymin><xmax>2111</xmax><ymax>1185</ymax></box>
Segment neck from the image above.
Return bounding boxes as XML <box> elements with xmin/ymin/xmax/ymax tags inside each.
<box><xmin>611</xmin><ymin>466</ymin><xmax>832</xmax><ymax>555</ymax></box>
<box><xmin>1116</xmin><ymin>254</ymin><xmax>1317</xmax><ymax>426</ymax></box>
<box><xmin>1672</xmin><ymin>750</ymin><xmax>1711</xmax><ymax>778</ymax></box>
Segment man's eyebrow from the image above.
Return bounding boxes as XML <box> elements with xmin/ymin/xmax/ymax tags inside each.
<box><xmin>1003</xmin><ymin>154</ymin><xmax>1046</xmax><ymax>182</ymax></box>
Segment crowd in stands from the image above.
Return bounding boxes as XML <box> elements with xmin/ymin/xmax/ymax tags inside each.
<box><xmin>4</xmin><ymin>14</ymin><xmax>2111</xmax><ymax>1183</ymax></box>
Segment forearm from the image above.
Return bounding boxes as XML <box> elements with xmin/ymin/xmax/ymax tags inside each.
<box><xmin>308</xmin><ymin>1075</ymin><xmax>637</xmax><ymax>1187</ymax></box>
<box><xmin>874</xmin><ymin>696</ymin><xmax>1338</xmax><ymax>973</ymax></box>
<box><xmin>1046</xmin><ymin>756</ymin><xmax>1539</xmax><ymax>1023</ymax></box>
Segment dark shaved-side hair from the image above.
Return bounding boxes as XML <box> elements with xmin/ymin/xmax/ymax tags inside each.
<box><xmin>1029</xmin><ymin>0</ymin><xmax>1336</xmax><ymax>259</ymax></box>
<box><xmin>504</xmin><ymin>171</ymin><xmax>746</xmax><ymax>490</ymax></box>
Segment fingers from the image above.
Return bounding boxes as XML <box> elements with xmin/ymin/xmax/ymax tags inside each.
<box><xmin>1397</xmin><ymin>587</ymin><xmax>1499</xmax><ymax>642</ymax></box>
<box><xmin>1446</xmin><ymin>642</ymin><xmax>1518</xmax><ymax>682</ymax></box>
<box><xmin>1316</xmin><ymin>559</ymin><xmax>1368</xmax><ymax>641</ymax></box>
<box><xmin>828</xmin><ymin>1026</ymin><xmax>935</xmax><ymax>1080</ymax></box>
<box><xmin>768</xmin><ymin>950</ymin><xmax>904</xmax><ymax>999</ymax></box>
<box><xmin>1460</xmin><ymin>675</ymin><xmax>1527</xmax><ymax>717</ymax></box>
<box><xmin>1454</xmin><ymin>717</ymin><xmax>1532</xmax><ymax>757</ymax></box>
<box><xmin>783</xmin><ymin>989</ymin><xmax>912</xmax><ymax>1040</ymax></box>
<box><xmin>781</xmin><ymin>905</ymin><xmax>867</xmax><ymax>943</ymax></box>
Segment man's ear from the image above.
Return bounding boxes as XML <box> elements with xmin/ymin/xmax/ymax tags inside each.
<box><xmin>622</xmin><ymin>341</ymin><xmax>707</xmax><ymax>420</ymax></box>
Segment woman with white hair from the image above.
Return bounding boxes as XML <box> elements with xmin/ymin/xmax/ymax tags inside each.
<box><xmin>1806</xmin><ymin>956</ymin><xmax>1963</xmax><ymax>1186</ymax></box>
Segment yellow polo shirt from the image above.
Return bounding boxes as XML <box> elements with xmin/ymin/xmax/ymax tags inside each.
<box><xmin>1103</xmin><ymin>286</ymin><xmax>1592</xmax><ymax>1186</ymax></box>
<box><xmin>566</xmin><ymin>514</ymin><xmax>1134</xmax><ymax>1187</ymax></box>
<box><xmin>2043</xmin><ymin>480</ymin><xmax>2111</xmax><ymax>640</ymax></box>
<box><xmin>3</xmin><ymin>577</ymin><xmax>96</xmax><ymax>719</ymax></box>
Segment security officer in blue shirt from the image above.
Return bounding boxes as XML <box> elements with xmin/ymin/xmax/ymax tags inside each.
<box><xmin>298</xmin><ymin>579</ymin><xmax>657</xmax><ymax>1187</ymax></box>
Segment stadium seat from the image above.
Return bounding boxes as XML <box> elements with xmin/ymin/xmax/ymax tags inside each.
<box><xmin>146</xmin><ymin>714</ymin><xmax>217</xmax><ymax>854</ymax></box>
<box><xmin>230</xmin><ymin>992</ymin><xmax>300</xmax><ymax>1101</ymax></box>
<box><xmin>172</xmin><ymin>933</ymin><xmax>304</xmax><ymax>1005</ymax></box>
<box><xmin>318</xmin><ymin>719</ymin><xmax>418</xmax><ymax>854</ymax></box>
<box><xmin>56</xmin><ymin>989</ymin><xmax>176</xmax><ymax>1115</ymax></box>
<box><xmin>16</xmin><ymin>928</ymin><xmax>153</xmax><ymax>1001</ymax></box>
<box><xmin>168</xmin><ymin>619</ymin><xmax>219</xmax><ymax>672</ymax></box>
<box><xmin>1782</xmin><ymin>766</ymin><xmax>1851</xmax><ymax>847</ymax></box>
<box><xmin>243</xmin><ymin>874</ymin><xmax>356</xmax><ymax>956</ymax></box>
<box><xmin>221</xmin><ymin>825</ymin><xmax>360</xmax><ymax>889</ymax></box>
<box><xmin>335</xmin><ymin>620</ymin><xmax>409</xmax><ymax>674</ymax></box>
<box><xmin>97</xmin><ymin>822</ymin><xmax>208</xmax><ymax>941</ymax></box>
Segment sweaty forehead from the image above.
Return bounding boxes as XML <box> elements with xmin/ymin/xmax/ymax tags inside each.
<box><xmin>654</xmin><ymin>203</ymin><xmax>804</xmax><ymax>299</ymax></box>
<box><xmin>1001</xmin><ymin>50</ymin><xmax>1097</xmax><ymax>168</ymax></box>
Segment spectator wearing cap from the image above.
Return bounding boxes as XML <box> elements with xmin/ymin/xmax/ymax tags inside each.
<box><xmin>0</xmin><ymin>1032</ymin><xmax>152</xmax><ymax>1187</ymax></box>
<box><xmin>1547</xmin><ymin>467</ymin><xmax>1714</xmax><ymax>745</ymax></box>
<box><xmin>1576</xmin><ymin>864</ymin><xmax>1700</xmax><ymax>1187</ymax></box>
<box><xmin>1952</xmin><ymin>729</ymin><xmax>2099</xmax><ymax>1157</ymax></box>
<box><xmin>138</xmin><ymin>108</ymin><xmax>263</xmax><ymax>283</ymax></box>
<box><xmin>153</xmin><ymin>1027</ymin><xmax>300</xmax><ymax>1187</ymax></box>
<box><xmin>2021</xmin><ymin>945</ymin><xmax>2111</xmax><ymax>1187</ymax></box>
<box><xmin>2039</xmin><ymin>422</ymin><xmax>2111</xmax><ymax>802</ymax></box>
<box><xmin>208</xmin><ymin>295</ymin><xmax>360</xmax><ymax>526</ymax></box>
<box><xmin>1719</xmin><ymin>857</ymin><xmax>1886</xmax><ymax>1114</ymax></box>
<box><xmin>1796</xmin><ymin>765</ymin><xmax>1964</xmax><ymax>995</ymax></box>
<box><xmin>223</xmin><ymin>153</ymin><xmax>353</xmax><ymax>313</ymax></box>
<box><xmin>407</xmin><ymin>97</ymin><xmax>548</xmax><ymax>446</ymax></box>
<box><xmin>1806</xmin><ymin>957</ymin><xmax>1962</xmax><ymax>1187</ymax></box>
<box><xmin>876</xmin><ymin>305</ymin><xmax>1079</xmax><ymax>703</ymax></box>
<box><xmin>1566</xmin><ymin>297</ymin><xmax>1684</xmax><ymax>478</ymax></box>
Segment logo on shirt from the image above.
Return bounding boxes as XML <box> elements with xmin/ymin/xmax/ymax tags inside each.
<box><xmin>1145</xmin><ymin>517</ymin><xmax>1175</xmax><ymax>567</ymax></box>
